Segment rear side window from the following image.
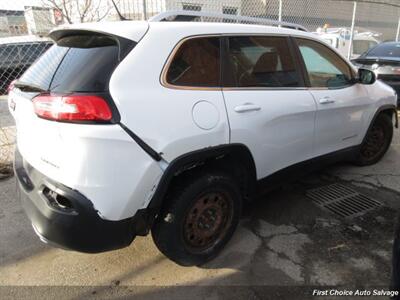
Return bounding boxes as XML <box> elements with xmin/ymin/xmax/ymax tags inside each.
<box><xmin>225</xmin><ymin>36</ymin><xmax>301</xmax><ymax>88</ymax></box>
<box><xmin>19</xmin><ymin>35</ymin><xmax>130</xmax><ymax>93</ymax></box>
<box><xmin>165</xmin><ymin>37</ymin><xmax>220</xmax><ymax>87</ymax></box>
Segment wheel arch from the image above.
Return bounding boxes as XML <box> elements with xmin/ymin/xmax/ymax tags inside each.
<box><xmin>148</xmin><ymin>143</ymin><xmax>257</xmax><ymax>213</ymax></box>
<box><xmin>362</xmin><ymin>104</ymin><xmax>398</xmax><ymax>145</ymax></box>
<box><xmin>380</xmin><ymin>107</ymin><xmax>398</xmax><ymax>128</ymax></box>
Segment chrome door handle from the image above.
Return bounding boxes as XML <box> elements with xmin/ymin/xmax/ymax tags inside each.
<box><xmin>234</xmin><ymin>103</ymin><xmax>261</xmax><ymax>113</ymax></box>
<box><xmin>319</xmin><ymin>96</ymin><xmax>335</xmax><ymax>104</ymax></box>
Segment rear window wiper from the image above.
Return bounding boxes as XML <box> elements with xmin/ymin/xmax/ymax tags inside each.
<box><xmin>14</xmin><ymin>80</ymin><xmax>47</xmax><ymax>93</ymax></box>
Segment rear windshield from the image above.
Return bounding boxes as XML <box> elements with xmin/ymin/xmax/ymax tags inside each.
<box><xmin>19</xmin><ymin>35</ymin><xmax>128</xmax><ymax>93</ymax></box>
<box><xmin>366</xmin><ymin>43</ymin><xmax>400</xmax><ymax>58</ymax></box>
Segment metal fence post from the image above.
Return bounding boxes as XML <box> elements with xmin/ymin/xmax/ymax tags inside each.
<box><xmin>396</xmin><ymin>16</ymin><xmax>400</xmax><ymax>42</ymax></box>
<box><xmin>278</xmin><ymin>0</ymin><xmax>283</xmax><ymax>27</ymax></box>
<box><xmin>348</xmin><ymin>1</ymin><xmax>357</xmax><ymax>60</ymax></box>
<box><xmin>142</xmin><ymin>0</ymin><xmax>147</xmax><ymax>20</ymax></box>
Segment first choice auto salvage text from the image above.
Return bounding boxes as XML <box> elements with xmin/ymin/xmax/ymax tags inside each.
<box><xmin>312</xmin><ymin>289</ymin><xmax>399</xmax><ymax>297</ymax></box>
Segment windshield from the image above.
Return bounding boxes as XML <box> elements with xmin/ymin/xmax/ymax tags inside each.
<box><xmin>366</xmin><ymin>42</ymin><xmax>400</xmax><ymax>58</ymax></box>
<box><xmin>19</xmin><ymin>35</ymin><xmax>130</xmax><ymax>93</ymax></box>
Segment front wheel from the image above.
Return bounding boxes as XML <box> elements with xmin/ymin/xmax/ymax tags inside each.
<box><xmin>354</xmin><ymin>113</ymin><xmax>393</xmax><ymax>166</ymax></box>
<box><xmin>151</xmin><ymin>172</ymin><xmax>242</xmax><ymax>266</ymax></box>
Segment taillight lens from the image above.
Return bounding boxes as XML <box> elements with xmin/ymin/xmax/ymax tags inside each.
<box><xmin>33</xmin><ymin>94</ymin><xmax>113</xmax><ymax>122</ymax></box>
<box><xmin>7</xmin><ymin>79</ymin><xmax>16</xmax><ymax>93</ymax></box>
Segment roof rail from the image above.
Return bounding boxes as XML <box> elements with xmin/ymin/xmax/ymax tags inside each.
<box><xmin>149</xmin><ymin>10</ymin><xmax>308</xmax><ymax>32</ymax></box>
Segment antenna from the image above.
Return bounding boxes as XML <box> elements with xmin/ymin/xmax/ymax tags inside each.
<box><xmin>110</xmin><ymin>0</ymin><xmax>128</xmax><ymax>21</ymax></box>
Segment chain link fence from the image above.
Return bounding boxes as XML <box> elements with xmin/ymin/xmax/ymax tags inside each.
<box><xmin>0</xmin><ymin>0</ymin><xmax>399</xmax><ymax>95</ymax></box>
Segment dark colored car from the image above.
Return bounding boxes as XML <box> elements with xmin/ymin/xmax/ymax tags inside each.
<box><xmin>352</xmin><ymin>41</ymin><xmax>400</xmax><ymax>107</ymax></box>
<box><xmin>0</xmin><ymin>36</ymin><xmax>53</xmax><ymax>95</ymax></box>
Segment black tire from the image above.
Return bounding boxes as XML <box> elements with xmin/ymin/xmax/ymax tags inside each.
<box><xmin>151</xmin><ymin>172</ymin><xmax>242</xmax><ymax>266</ymax></box>
<box><xmin>355</xmin><ymin>113</ymin><xmax>393</xmax><ymax>166</ymax></box>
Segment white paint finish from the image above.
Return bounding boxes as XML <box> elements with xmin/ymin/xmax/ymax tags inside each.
<box><xmin>9</xmin><ymin>91</ymin><xmax>63</xmax><ymax>183</ymax></box>
<box><xmin>310</xmin><ymin>84</ymin><xmax>373</xmax><ymax>157</ymax></box>
<box><xmin>222</xmin><ymin>89</ymin><xmax>317</xmax><ymax>179</ymax></box>
<box><xmin>50</xmin><ymin>21</ymin><xmax>149</xmax><ymax>42</ymax></box>
<box><xmin>56</xmin><ymin>122</ymin><xmax>163</xmax><ymax>220</ymax></box>
<box><xmin>312</xmin><ymin>80</ymin><xmax>397</xmax><ymax>158</ymax></box>
<box><xmin>192</xmin><ymin>101</ymin><xmax>220</xmax><ymax>130</ymax></box>
<box><xmin>10</xmin><ymin>92</ymin><xmax>163</xmax><ymax>221</ymax></box>
<box><xmin>109</xmin><ymin>24</ymin><xmax>230</xmax><ymax>162</ymax></box>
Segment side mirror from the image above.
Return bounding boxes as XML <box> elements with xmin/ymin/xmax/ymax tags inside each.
<box><xmin>358</xmin><ymin>68</ymin><xmax>376</xmax><ymax>85</ymax></box>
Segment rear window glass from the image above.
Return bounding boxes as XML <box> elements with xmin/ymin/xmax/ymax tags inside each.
<box><xmin>366</xmin><ymin>43</ymin><xmax>400</xmax><ymax>57</ymax></box>
<box><xmin>19</xmin><ymin>35</ymin><xmax>122</xmax><ymax>93</ymax></box>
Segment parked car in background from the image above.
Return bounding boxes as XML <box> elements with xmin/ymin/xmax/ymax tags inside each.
<box><xmin>352</xmin><ymin>41</ymin><xmax>400</xmax><ymax>107</ymax></box>
<box><xmin>0</xmin><ymin>35</ymin><xmax>52</xmax><ymax>95</ymax></box>
<box><xmin>315</xmin><ymin>26</ymin><xmax>380</xmax><ymax>59</ymax></box>
<box><xmin>8</xmin><ymin>12</ymin><xmax>398</xmax><ymax>266</ymax></box>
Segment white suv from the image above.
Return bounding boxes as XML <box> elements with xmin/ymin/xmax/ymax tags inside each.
<box><xmin>9</xmin><ymin>13</ymin><xmax>398</xmax><ymax>266</ymax></box>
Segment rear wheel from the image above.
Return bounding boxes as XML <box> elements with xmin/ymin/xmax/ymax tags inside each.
<box><xmin>355</xmin><ymin>113</ymin><xmax>393</xmax><ymax>166</ymax></box>
<box><xmin>151</xmin><ymin>172</ymin><xmax>242</xmax><ymax>266</ymax></box>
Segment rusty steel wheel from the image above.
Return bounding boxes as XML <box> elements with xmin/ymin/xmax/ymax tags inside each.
<box><xmin>151</xmin><ymin>172</ymin><xmax>242</xmax><ymax>266</ymax></box>
<box><xmin>183</xmin><ymin>191</ymin><xmax>233</xmax><ymax>253</ymax></box>
<box><xmin>356</xmin><ymin>113</ymin><xmax>393</xmax><ymax>166</ymax></box>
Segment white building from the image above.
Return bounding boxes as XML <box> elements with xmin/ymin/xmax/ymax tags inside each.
<box><xmin>113</xmin><ymin>0</ymin><xmax>242</xmax><ymax>20</ymax></box>
<box><xmin>24</xmin><ymin>6</ymin><xmax>55</xmax><ymax>35</ymax></box>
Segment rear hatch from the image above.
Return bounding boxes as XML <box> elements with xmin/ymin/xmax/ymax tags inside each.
<box><xmin>8</xmin><ymin>29</ymin><xmax>140</xmax><ymax>180</ymax></box>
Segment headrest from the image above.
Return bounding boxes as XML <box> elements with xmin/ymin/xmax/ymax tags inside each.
<box><xmin>253</xmin><ymin>51</ymin><xmax>278</xmax><ymax>74</ymax></box>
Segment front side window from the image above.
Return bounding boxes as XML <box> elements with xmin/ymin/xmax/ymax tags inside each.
<box><xmin>225</xmin><ymin>36</ymin><xmax>301</xmax><ymax>88</ymax></box>
<box><xmin>166</xmin><ymin>37</ymin><xmax>220</xmax><ymax>87</ymax></box>
<box><xmin>296</xmin><ymin>38</ymin><xmax>353</xmax><ymax>88</ymax></box>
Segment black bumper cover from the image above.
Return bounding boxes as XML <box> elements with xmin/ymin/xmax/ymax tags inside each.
<box><xmin>14</xmin><ymin>149</ymin><xmax>139</xmax><ymax>253</ymax></box>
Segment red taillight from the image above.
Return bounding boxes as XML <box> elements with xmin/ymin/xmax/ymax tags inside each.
<box><xmin>7</xmin><ymin>79</ymin><xmax>16</xmax><ymax>93</ymax></box>
<box><xmin>33</xmin><ymin>94</ymin><xmax>113</xmax><ymax>122</ymax></box>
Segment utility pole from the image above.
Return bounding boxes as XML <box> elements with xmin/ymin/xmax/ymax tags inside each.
<box><xmin>142</xmin><ymin>0</ymin><xmax>147</xmax><ymax>20</ymax></box>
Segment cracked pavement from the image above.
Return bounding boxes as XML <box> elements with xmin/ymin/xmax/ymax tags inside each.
<box><xmin>1</xmin><ymin>98</ymin><xmax>400</xmax><ymax>299</ymax></box>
